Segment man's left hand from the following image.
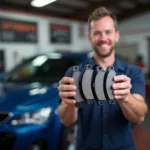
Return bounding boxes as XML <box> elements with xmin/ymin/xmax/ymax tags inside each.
<box><xmin>112</xmin><ymin>75</ymin><xmax>132</xmax><ymax>102</ymax></box>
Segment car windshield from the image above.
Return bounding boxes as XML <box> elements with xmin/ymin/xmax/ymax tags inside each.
<box><xmin>1</xmin><ymin>54</ymin><xmax>83</xmax><ymax>83</ymax></box>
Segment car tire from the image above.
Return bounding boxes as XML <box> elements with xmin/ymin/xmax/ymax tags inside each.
<box><xmin>59</xmin><ymin>124</ymin><xmax>77</xmax><ymax>150</ymax></box>
<box><xmin>29</xmin><ymin>140</ymin><xmax>47</xmax><ymax>150</ymax></box>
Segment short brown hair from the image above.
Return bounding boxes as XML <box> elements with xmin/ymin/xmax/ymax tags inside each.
<box><xmin>88</xmin><ymin>7</ymin><xmax>118</xmax><ymax>33</ymax></box>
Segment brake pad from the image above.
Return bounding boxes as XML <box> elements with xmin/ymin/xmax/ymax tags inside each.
<box><xmin>80</xmin><ymin>64</ymin><xmax>94</xmax><ymax>104</ymax></box>
<box><xmin>104</xmin><ymin>66</ymin><xmax>116</xmax><ymax>104</ymax></box>
<box><xmin>70</xmin><ymin>66</ymin><xmax>84</xmax><ymax>108</ymax></box>
<box><xmin>92</xmin><ymin>65</ymin><xmax>106</xmax><ymax>106</ymax></box>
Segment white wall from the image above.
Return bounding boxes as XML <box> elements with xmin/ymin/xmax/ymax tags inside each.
<box><xmin>1</xmin><ymin>10</ymin><xmax>150</xmax><ymax>72</ymax></box>
<box><xmin>118</xmin><ymin>11</ymin><xmax>150</xmax><ymax>72</ymax></box>
<box><xmin>0</xmin><ymin>11</ymin><xmax>91</xmax><ymax>71</ymax></box>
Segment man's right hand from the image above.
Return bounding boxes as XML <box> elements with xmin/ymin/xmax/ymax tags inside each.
<box><xmin>58</xmin><ymin>77</ymin><xmax>77</xmax><ymax>107</ymax></box>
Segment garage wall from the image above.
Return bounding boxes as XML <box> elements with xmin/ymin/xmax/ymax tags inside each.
<box><xmin>1</xmin><ymin>10</ymin><xmax>150</xmax><ymax>72</ymax></box>
<box><xmin>0</xmin><ymin>11</ymin><xmax>91</xmax><ymax>71</ymax></box>
<box><xmin>118</xmin><ymin>11</ymin><xmax>150</xmax><ymax>73</ymax></box>
<box><xmin>116</xmin><ymin>44</ymin><xmax>138</xmax><ymax>65</ymax></box>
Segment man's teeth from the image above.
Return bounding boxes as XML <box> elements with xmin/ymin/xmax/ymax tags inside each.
<box><xmin>100</xmin><ymin>44</ymin><xmax>108</xmax><ymax>48</ymax></box>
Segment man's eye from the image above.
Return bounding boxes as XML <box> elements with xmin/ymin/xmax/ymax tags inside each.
<box><xmin>93</xmin><ymin>32</ymin><xmax>100</xmax><ymax>36</ymax></box>
<box><xmin>106</xmin><ymin>31</ymin><xmax>111</xmax><ymax>35</ymax></box>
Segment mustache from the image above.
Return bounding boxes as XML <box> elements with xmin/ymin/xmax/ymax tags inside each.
<box><xmin>97</xmin><ymin>41</ymin><xmax>108</xmax><ymax>46</ymax></box>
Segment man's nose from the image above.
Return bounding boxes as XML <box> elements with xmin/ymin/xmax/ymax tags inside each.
<box><xmin>100</xmin><ymin>33</ymin><xmax>107</xmax><ymax>41</ymax></box>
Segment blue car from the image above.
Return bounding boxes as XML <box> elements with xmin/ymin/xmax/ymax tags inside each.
<box><xmin>0</xmin><ymin>52</ymin><xmax>90</xmax><ymax>150</ymax></box>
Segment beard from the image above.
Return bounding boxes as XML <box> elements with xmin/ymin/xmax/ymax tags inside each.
<box><xmin>92</xmin><ymin>43</ymin><xmax>116</xmax><ymax>58</ymax></box>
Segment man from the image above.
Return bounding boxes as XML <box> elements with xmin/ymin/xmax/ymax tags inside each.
<box><xmin>58</xmin><ymin>7</ymin><xmax>148</xmax><ymax>150</ymax></box>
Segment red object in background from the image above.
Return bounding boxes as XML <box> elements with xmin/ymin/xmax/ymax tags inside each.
<box><xmin>137</xmin><ymin>62</ymin><xmax>145</xmax><ymax>70</ymax></box>
<box><xmin>136</xmin><ymin>55</ymin><xmax>145</xmax><ymax>72</ymax></box>
<box><xmin>146</xmin><ymin>84</ymin><xmax>150</xmax><ymax>98</ymax></box>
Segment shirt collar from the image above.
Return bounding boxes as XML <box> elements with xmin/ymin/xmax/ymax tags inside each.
<box><xmin>88</xmin><ymin>55</ymin><xmax>125</xmax><ymax>72</ymax></box>
<box><xmin>114</xmin><ymin>56</ymin><xmax>125</xmax><ymax>72</ymax></box>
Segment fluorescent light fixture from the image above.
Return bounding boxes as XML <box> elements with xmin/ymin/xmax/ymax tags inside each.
<box><xmin>31</xmin><ymin>0</ymin><xmax>57</xmax><ymax>7</ymax></box>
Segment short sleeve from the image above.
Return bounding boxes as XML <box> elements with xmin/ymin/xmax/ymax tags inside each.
<box><xmin>130</xmin><ymin>67</ymin><xmax>145</xmax><ymax>99</ymax></box>
<box><xmin>64</xmin><ymin>66</ymin><xmax>73</xmax><ymax>77</ymax></box>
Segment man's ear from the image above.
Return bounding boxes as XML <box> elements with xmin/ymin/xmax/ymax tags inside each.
<box><xmin>88</xmin><ymin>34</ymin><xmax>91</xmax><ymax>42</ymax></box>
<box><xmin>116</xmin><ymin>31</ymin><xmax>120</xmax><ymax>42</ymax></box>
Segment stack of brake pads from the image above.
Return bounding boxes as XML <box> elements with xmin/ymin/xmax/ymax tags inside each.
<box><xmin>70</xmin><ymin>64</ymin><xmax>116</xmax><ymax>108</ymax></box>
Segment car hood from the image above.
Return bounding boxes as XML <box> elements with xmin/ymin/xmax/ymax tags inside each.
<box><xmin>0</xmin><ymin>82</ymin><xmax>59</xmax><ymax>113</ymax></box>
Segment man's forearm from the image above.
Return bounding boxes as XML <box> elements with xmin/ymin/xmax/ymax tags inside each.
<box><xmin>57</xmin><ymin>102</ymin><xmax>78</xmax><ymax>127</ymax></box>
<box><xmin>118</xmin><ymin>94</ymin><xmax>148</xmax><ymax>124</ymax></box>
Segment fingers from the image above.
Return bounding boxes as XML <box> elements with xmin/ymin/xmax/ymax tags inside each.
<box><xmin>113</xmin><ymin>89</ymin><xmax>130</xmax><ymax>95</ymax></box>
<box><xmin>113</xmin><ymin>89</ymin><xmax>130</xmax><ymax>101</ymax></box>
<box><xmin>113</xmin><ymin>88</ymin><xmax>130</xmax><ymax>100</ymax></box>
<box><xmin>62</xmin><ymin>98</ymin><xmax>77</xmax><ymax>106</ymax></box>
<box><xmin>114</xmin><ymin>75</ymin><xmax>130</xmax><ymax>82</ymax></box>
<box><xmin>58</xmin><ymin>84</ymin><xmax>76</xmax><ymax>91</ymax></box>
<box><xmin>113</xmin><ymin>75</ymin><xmax>131</xmax><ymax>101</ymax></box>
<box><xmin>59</xmin><ymin>77</ymin><xmax>74</xmax><ymax>84</ymax></box>
<box><xmin>58</xmin><ymin>77</ymin><xmax>77</xmax><ymax>106</ymax></box>
<box><xmin>113</xmin><ymin>75</ymin><xmax>132</xmax><ymax>90</ymax></box>
<box><xmin>59</xmin><ymin>91</ymin><xmax>76</xmax><ymax>98</ymax></box>
<box><xmin>114</xmin><ymin>95</ymin><xmax>127</xmax><ymax>100</ymax></box>
<box><xmin>112</xmin><ymin>82</ymin><xmax>132</xmax><ymax>89</ymax></box>
<box><xmin>58</xmin><ymin>77</ymin><xmax>76</xmax><ymax>91</ymax></box>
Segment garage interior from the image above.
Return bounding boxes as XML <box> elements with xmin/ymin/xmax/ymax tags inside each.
<box><xmin>0</xmin><ymin>0</ymin><xmax>150</xmax><ymax>150</ymax></box>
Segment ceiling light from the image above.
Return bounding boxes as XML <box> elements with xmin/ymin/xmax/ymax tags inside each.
<box><xmin>31</xmin><ymin>0</ymin><xmax>57</xmax><ymax>7</ymax></box>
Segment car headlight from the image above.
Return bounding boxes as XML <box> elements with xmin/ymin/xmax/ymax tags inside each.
<box><xmin>11</xmin><ymin>107</ymin><xmax>52</xmax><ymax>126</ymax></box>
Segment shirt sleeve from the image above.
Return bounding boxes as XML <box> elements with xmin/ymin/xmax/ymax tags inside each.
<box><xmin>130</xmin><ymin>66</ymin><xmax>146</xmax><ymax>99</ymax></box>
<box><xmin>64</xmin><ymin>66</ymin><xmax>73</xmax><ymax>77</ymax></box>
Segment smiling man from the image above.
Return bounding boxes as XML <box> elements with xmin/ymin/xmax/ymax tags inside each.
<box><xmin>58</xmin><ymin>7</ymin><xmax>148</xmax><ymax>150</ymax></box>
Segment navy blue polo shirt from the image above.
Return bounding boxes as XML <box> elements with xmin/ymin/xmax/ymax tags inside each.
<box><xmin>66</xmin><ymin>56</ymin><xmax>145</xmax><ymax>150</ymax></box>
